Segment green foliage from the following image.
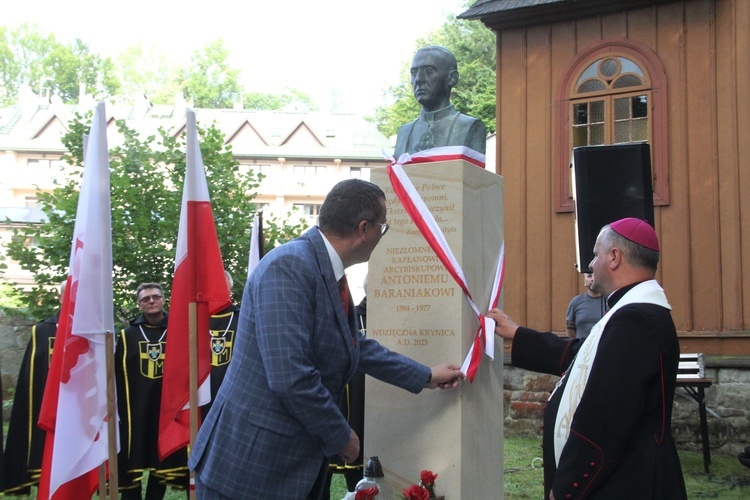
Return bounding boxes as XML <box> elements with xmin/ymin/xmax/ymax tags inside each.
<box><xmin>0</xmin><ymin>23</ymin><xmax>120</xmax><ymax>105</ymax></box>
<box><xmin>0</xmin><ymin>280</ymin><xmax>24</xmax><ymax>310</ymax></box>
<box><xmin>372</xmin><ymin>10</ymin><xmax>496</xmax><ymax>138</ymax></box>
<box><xmin>2</xmin><ymin>112</ymin><xmax>306</xmax><ymax>324</ymax></box>
<box><xmin>244</xmin><ymin>88</ymin><xmax>318</xmax><ymax>111</ymax></box>
<box><xmin>178</xmin><ymin>40</ymin><xmax>243</xmax><ymax>109</ymax></box>
<box><xmin>1</xmin><ymin>26</ymin><xmax>319</xmax><ymax>112</ymax></box>
<box><xmin>369</xmin><ymin>68</ymin><xmax>421</xmax><ymax>140</ymax></box>
<box><xmin>115</xmin><ymin>43</ymin><xmax>181</xmax><ymax>105</ymax></box>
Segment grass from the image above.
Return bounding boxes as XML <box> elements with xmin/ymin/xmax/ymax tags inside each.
<box><xmin>3</xmin><ymin>436</ymin><xmax>748</xmax><ymax>498</ymax></box>
<box><xmin>503</xmin><ymin>436</ymin><xmax>750</xmax><ymax>499</ymax></box>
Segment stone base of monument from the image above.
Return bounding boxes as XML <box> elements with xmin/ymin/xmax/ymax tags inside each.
<box><xmin>367</xmin><ymin>157</ymin><xmax>504</xmax><ymax>499</ymax></box>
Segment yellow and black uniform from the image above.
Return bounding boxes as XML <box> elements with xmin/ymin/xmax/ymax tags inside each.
<box><xmin>116</xmin><ymin>312</ymin><xmax>188</xmax><ymax>499</ymax></box>
<box><xmin>202</xmin><ymin>304</ymin><xmax>240</xmax><ymax>420</ymax></box>
<box><xmin>3</xmin><ymin>313</ymin><xmax>58</xmax><ymax>495</ymax></box>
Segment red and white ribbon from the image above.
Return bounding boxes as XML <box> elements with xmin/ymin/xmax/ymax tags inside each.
<box><xmin>383</xmin><ymin>146</ymin><xmax>486</xmax><ymax>169</ymax></box>
<box><xmin>384</xmin><ymin>150</ymin><xmax>503</xmax><ymax>382</ymax></box>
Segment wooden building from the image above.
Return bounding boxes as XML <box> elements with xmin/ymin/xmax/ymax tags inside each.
<box><xmin>461</xmin><ymin>0</ymin><xmax>750</xmax><ymax>355</ymax></box>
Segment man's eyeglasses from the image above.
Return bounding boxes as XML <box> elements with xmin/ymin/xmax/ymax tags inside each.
<box><xmin>138</xmin><ymin>294</ymin><xmax>163</xmax><ymax>304</ymax></box>
<box><xmin>369</xmin><ymin>220</ymin><xmax>390</xmax><ymax>236</ymax></box>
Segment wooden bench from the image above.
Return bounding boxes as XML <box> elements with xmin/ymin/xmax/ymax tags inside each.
<box><xmin>675</xmin><ymin>353</ymin><xmax>712</xmax><ymax>473</ymax></box>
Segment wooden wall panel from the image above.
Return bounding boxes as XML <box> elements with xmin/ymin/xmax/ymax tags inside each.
<box><xmin>737</xmin><ymin>0</ymin><xmax>750</xmax><ymax>330</ymax></box>
<box><xmin>524</xmin><ymin>25</ymin><xmax>555</xmax><ymax>329</ymax></box>
<box><xmin>626</xmin><ymin>5</ymin><xmax>657</xmax><ymax>47</ymax></box>
<box><xmin>497</xmin><ymin>30</ymin><xmax>528</xmax><ymax>324</ymax></box>
<box><xmin>491</xmin><ymin>0</ymin><xmax>749</xmax><ymax>335</ymax></box>
<box><xmin>684</xmin><ymin>1</ymin><xmax>723</xmax><ymax>329</ymax></box>
<box><xmin>601</xmin><ymin>11</ymin><xmax>627</xmax><ymax>39</ymax></box>
<box><xmin>575</xmin><ymin>16</ymin><xmax>603</xmax><ymax>51</ymax></box>
<box><xmin>656</xmin><ymin>1</ymin><xmax>693</xmax><ymax>331</ymax></box>
<box><xmin>550</xmin><ymin>22</ymin><xmax>580</xmax><ymax>331</ymax></box>
<box><xmin>715</xmin><ymin>0</ymin><xmax>743</xmax><ymax>329</ymax></box>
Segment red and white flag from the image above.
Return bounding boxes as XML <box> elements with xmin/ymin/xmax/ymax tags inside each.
<box><xmin>37</xmin><ymin>101</ymin><xmax>115</xmax><ymax>499</ymax></box>
<box><xmin>158</xmin><ymin>109</ymin><xmax>230</xmax><ymax>460</ymax></box>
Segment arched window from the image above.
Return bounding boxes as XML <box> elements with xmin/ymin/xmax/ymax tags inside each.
<box><xmin>555</xmin><ymin>39</ymin><xmax>669</xmax><ymax>212</ymax></box>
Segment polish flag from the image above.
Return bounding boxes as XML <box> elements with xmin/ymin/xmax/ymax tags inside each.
<box><xmin>158</xmin><ymin>109</ymin><xmax>230</xmax><ymax>460</ymax></box>
<box><xmin>37</xmin><ymin>101</ymin><xmax>115</xmax><ymax>499</ymax></box>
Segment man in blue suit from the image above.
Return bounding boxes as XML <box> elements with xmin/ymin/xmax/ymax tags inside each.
<box><xmin>189</xmin><ymin>178</ymin><xmax>464</xmax><ymax>499</ymax></box>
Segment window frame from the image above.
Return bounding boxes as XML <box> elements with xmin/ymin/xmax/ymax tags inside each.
<box><xmin>555</xmin><ymin>38</ymin><xmax>669</xmax><ymax>212</ymax></box>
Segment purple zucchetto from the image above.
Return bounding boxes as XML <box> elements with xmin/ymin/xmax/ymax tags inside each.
<box><xmin>610</xmin><ymin>218</ymin><xmax>659</xmax><ymax>252</ymax></box>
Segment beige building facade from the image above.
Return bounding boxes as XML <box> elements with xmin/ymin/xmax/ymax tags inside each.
<box><xmin>0</xmin><ymin>88</ymin><xmax>391</xmax><ymax>297</ymax></box>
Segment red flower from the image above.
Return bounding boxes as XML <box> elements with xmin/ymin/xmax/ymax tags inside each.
<box><xmin>402</xmin><ymin>484</ymin><xmax>430</xmax><ymax>500</ymax></box>
<box><xmin>420</xmin><ymin>470</ymin><xmax>438</xmax><ymax>486</ymax></box>
<box><xmin>355</xmin><ymin>486</ymin><xmax>379</xmax><ymax>500</ymax></box>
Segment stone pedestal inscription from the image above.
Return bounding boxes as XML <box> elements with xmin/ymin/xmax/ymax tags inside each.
<box><xmin>367</xmin><ymin>160</ymin><xmax>504</xmax><ymax>499</ymax></box>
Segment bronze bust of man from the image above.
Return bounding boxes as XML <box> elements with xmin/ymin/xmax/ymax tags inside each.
<box><xmin>394</xmin><ymin>45</ymin><xmax>486</xmax><ymax>157</ymax></box>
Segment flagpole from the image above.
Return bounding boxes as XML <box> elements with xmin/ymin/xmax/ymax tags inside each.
<box><xmin>188</xmin><ymin>301</ymin><xmax>198</xmax><ymax>500</ymax></box>
<box><xmin>105</xmin><ymin>330</ymin><xmax>119</xmax><ymax>498</ymax></box>
<box><xmin>98</xmin><ymin>465</ymin><xmax>105</xmax><ymax>499</ymax></box>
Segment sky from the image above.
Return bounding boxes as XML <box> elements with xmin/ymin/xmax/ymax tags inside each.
<box><xmin>3</xmin><ymin>0</ymin><xmax>472</xmax><ymax>115</ymax></box>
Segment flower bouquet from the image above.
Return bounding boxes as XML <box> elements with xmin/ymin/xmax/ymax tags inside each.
<box><xmin>401</xmin><ymin>470</ymin><xmax>444</xmax><ymax>500</ymax></box>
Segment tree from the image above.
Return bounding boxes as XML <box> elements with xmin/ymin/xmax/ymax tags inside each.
<box><xmin>0</xmin><ymin>24</ymin><xmax>120</xmax><ymax>105</ymax></box>
<box><xmin>177</xmin><ymin>40</ymin><xmax>243</xmax><ymax>109</ymax></box>
<box><xmin>0</xmin><ymin>27</ymin><xmax>23</xmax><ymax>106</ymax></box>
<box><xmin>114</xmin><ymin>43</ymin><xmax>181</xmax><ymax>105</ymax></box>
<box><xmin>371</xmin><ymin>11</ymin><xmax>496</xmax><ymax>138</ymax></box>
<box><xmin>243</xmin><ymin>87</ymin><xmax>318</xmax><ymax>111</ymax></box>
<box><xmin>3</xmin><ymin>112</ymin><xmax>306</xmax><ymax>323</ymax></box>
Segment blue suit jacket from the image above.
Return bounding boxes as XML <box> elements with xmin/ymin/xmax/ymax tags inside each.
<box><xmin>189</xmin><ymin>227</ymin><xmax>430</xmax><ymax>498</ymax></box>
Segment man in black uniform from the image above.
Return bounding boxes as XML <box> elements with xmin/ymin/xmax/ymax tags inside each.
<box><xmin>4</xmin><ymin>282</ymin><xmax>64</xmax><ymax>495</ymax></box>
<box><xmin>203</xmin><ymin>271</ymin><xmax>240</xmax><ymax>419</ymax></box>
<box><xmin>116</xmin><ymin>282</ymin><xmax>188</xmax><ymax>499</ymax></box>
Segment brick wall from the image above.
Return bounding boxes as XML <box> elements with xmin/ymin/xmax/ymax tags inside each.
<box><xmin>503</xmin><ymin>359</ymin><xmax>750</xmax><ymax>457</ymax></box>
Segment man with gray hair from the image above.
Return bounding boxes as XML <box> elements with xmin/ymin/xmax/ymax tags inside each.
<box><xmin>394</xmin><ymin>45</ymin><xmax>486</xmax><ymax>157</ymax></box>
<box><xmin>116</xmin><ymin>282</ymin><xmax>188</xmax><ymax>498</ymax></box>
<box><xmin>488</xmin><ymin>218</ymin><xmax>686</xmax><ymax>499</ymax></box>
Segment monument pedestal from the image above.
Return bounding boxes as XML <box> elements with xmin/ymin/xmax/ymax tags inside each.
<box><xmin>367</xmin><ymin>159</ymin><xmax>504</xmax><ymax>499</ymax></box>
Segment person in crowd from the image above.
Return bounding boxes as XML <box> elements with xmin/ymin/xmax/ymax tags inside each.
<box><xmin>203</xmin><ymin>270</ymin><xmax>241</xmax><ymax>419</ymax></box>
<box><xmin>394</xmin><ymin>45</ymin><xmax>486</xmax><ymax>157</ymax></box>
<box><xmin>116</xmin><ymin>282</ymin><xmax>188</xmax><ymax>499</ymax></box>
<box><xmin>189</xmin><ymin>179</ymin><xmax>464</xmax><ymax>499</ymax></box>
<box><xmin>566</xmin><ymin>272</ymin><xmax>606</xmax><ymax>339</ymax></box>
<box><xmin>487</xmin><ymin>218</ymin><xmax>686</xmax><ymax>499</ymax></box>
<box><xmin>3</xmin><ymin>282</ymin><xmax>64</xmax><ymax>495</ymax></box>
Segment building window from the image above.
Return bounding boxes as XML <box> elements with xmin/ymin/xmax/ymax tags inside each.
<box><xmin>571</xmin><ymin>56</ymin><xmax>650</xmax><ymax>147</ymax></box>
<box><xmin>293</xmin><ymin>203</ymin><xmax>322</xmax><ymax>225</ymax></box>
<box><xmin>294</xmin><ymin>204</ymin><xmax>321</xmax><ymax>216</ymax></box>
<box><xmin>293</xmin><ymin>165</ymin><xmax>327</xmax><ymax>177</ymax></box>
<box><xmin>350</xmin><ymin>167</ymin><xmax>362</xmax><ymax>178</ymax></box>
<box><xmin>555</xmin><ymin>39</ymin><xmax>669</xmax><ymax>212</ymax></box>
